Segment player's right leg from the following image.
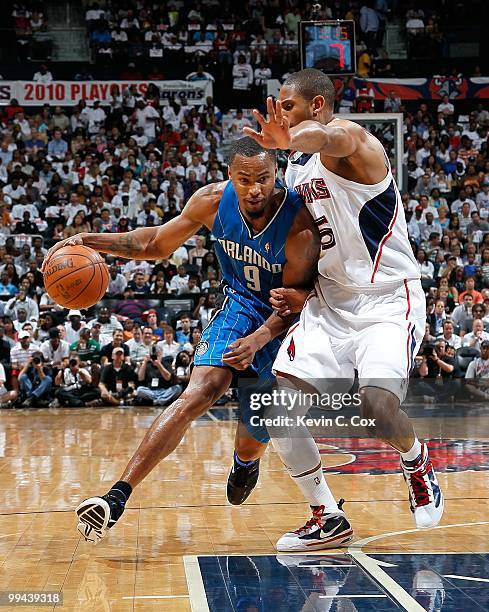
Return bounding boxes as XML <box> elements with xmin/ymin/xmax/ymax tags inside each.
<box><xmin>76</xmin><ymin>365</ymin><xmax>232</xmax><ymax>543</ymax></box>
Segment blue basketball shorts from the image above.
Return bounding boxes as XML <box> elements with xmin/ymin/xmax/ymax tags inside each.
<box><xmin>193</xmin><ymin>295</ymin><xmax>282</xmax><ymax>443</ymax></box>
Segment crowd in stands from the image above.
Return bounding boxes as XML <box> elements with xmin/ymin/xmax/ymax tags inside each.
<box><xmin>11</xmin><ymin>1</ymin><xmax>53</xmax><ymax>62</ymax></box>
<box><xmin>82</xmin><ymin>0</ymin><xmax>397</xmax><ymax>91</ymax></box>
<box><xmin>0</xmin><ymin>3</ymin><xmax>485</xmax><ymax>408</ymax></box>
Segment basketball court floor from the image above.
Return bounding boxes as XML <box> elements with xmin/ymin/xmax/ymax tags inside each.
<box><xmin>1</xmin><ymin>402</ymin><xmax>488</xmax><ymax>611</ymax></box>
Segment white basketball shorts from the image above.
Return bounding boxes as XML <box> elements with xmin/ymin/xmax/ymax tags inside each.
<box><xmin>273</xmin><ymin>278</ymin><xmax>426</xmax><ymax>402</ymax></box>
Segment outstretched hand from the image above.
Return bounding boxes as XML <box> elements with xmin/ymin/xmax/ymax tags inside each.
<box><xmin>41</xmin><ymin>234</ymin><xmax>86</xmax><ymax>272</ymax></box>
<box><xmin>242</xmin><ymin>97</ymin><xmax>292</xmax><ymax>150</ymax></box>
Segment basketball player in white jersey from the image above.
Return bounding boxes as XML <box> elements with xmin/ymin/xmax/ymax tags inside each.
<box><xmin>244</xmin><ymin>68</ymin><xmax>444</xmax><ymax>550</ymax></box>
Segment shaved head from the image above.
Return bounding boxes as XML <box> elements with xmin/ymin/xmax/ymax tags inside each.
<box><xmin>283</xmin><ymin>68</ymin><xmax>335</xmax><ymax>108</ymax></box>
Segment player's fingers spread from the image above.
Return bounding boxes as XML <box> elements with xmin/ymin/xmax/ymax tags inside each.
<box><xmin>252</xmin><ymin>109</ymin><xmax>268</xmax><ymax>128</ymax></box>
<box><xmin>275</xmin><ymin>99</ymin><xmax>283</xmax><ymax>124</ymax></box>
<box><xmin>242</xmin><ymin>128</ymin><xmax>263</xmax><ymax>144</ymax></box>
<box><xmin>266</xmin><ymin>96</ymin><xmax>276</xmax><ymax>122</ymax></box>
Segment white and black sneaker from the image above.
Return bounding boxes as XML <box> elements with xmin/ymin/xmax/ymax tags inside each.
<box><xmin>401</xmin><ymin>443</ymin><xmax>444</xmax><ymax>528</ymax></box>
<box><xmin>76</xmin><ymin>493</ymin><xmax>125</xmax><ymax>544</ymax></box>
<box><xmin>276</xmin><ymin>499</ymin><xmax>354</xmax><ymax>552</ymax></box>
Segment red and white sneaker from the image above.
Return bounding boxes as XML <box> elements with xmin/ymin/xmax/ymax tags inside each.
<box><xmin>276</xmin><ymin>499</ymin><xmax>353</xmax><ymax>552</ymax></box>
<box><xmin>401</xmin><ymin>443</ymin><xmax>444</xmax><ymax>529</ymax></box>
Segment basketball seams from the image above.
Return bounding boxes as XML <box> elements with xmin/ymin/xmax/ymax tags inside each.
<box><xmin>43</xmin><ymin>261</ymin><xmax>100</xmax><ymax>291</ymax></box>
<box><xmin>43</xmin><ymin>246</ymin><xmax>109</xmax><ymax>308</ymax></box>
<box><xmin>50</xmin><ymin>264</ymin><xmax>97</xmax><ymax>307</ymax></box>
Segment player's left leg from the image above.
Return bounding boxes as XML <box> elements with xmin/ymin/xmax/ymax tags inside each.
<box><xmin>227</xmin><ymin>345</ymin><xmax>276</xmax><ymax>506</ymax></box>
<box><xmin>227</xmin><ymin>421</ymin><xmax>267</xmax><ymax>505</ymax></box>
<box><xmin>356</xmin><ymin>309</ymin><xmax>444</xmax><ymax>529</ymax></box>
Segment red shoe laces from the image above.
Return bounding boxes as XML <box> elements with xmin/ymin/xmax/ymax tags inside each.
<box><xmin>408</xmin><ymin>461</ymin><xmax>432</xmax><ymax>507</ymax></box>
<box><xmin>294</xmin><ymin>505</ymin><xmax>325</xmax><ymax>534</ymax></box>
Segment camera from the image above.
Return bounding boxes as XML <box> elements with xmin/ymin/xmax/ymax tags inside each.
<box><xmin>32</xmin><ymin>356</ymin><xmax>41</xmax><ymax>365</ymax></box>
<box><xmin>69</xmin><ymin>358</ymin><xmax>78</xmax><ymax>368</ymax></box>
<box><xmin>150</xmin><ymin>347</ymin><xmax>158</xmax><ymax>361</ymax></box>
<box><xmin>423</xmin><ymin>345</ymin><xmax>436</xmax><ymax>357</ymax></box>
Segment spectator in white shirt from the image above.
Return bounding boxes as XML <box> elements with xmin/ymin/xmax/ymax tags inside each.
<box><xmin>169</xmin><ymin>265</ymin><xmax>190</xmax><ymax>293</ymax></box>
<box><xmin>437</xmin><ymin>320</ymin><xmax>462</xmax><ymax>350</ymax></box>
<box><xmin>86</xmin><ymin>101</ymin><xmax>106</xmax><ymax>135</ymax></box>
<box><xmin>156</xmin><ymin>327</ymin><xmax>181</xmax><ymax>360</ymax></box>
<box><xmin>437</xmin><ymin>95</ymin><xmax>454</xmax><ymax>115</ymax></box>
<box><xmin>135</xmin><ymin>100</ymin><xmax>160</xmax><ymax>141</ymax></box>
<box><xmin>33</xmin><ymin>64</ymin><xmax>53</xmax><ymax>83</ymax></box>
<box><xmin>462</xmin><ymin>319</ymin><xmax>489</xmax><ymax>351</ymax></box>
<box><xmin>417</xmin><ymin>248</ymin><xmax>434</xmax><ymax>280</ymax></box>
<box><xmin>40</xmin><ymin>327</ymin><xmax>70</xmax><ymax>367</ymax></box>
<box><xmin>450</xmin><ymin>189</ymin><xmax>477</xmax><ymax>214</ymax></box>
<box><xmin>232</xmin><ymin>55</ymin><xmax>253</xmax><ymax>100</ymax></box>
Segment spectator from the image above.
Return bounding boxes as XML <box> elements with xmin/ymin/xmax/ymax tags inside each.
<box><xmin>437</xmin><ymin>320</ymin><xmax>462</xmax><ymax>349</ymax></box>
<box><xmin>143</xmin><ymin>311</ymin><xmax>163</xmax><ymax>340</ymax></box>
<box><xmin>32</xmin><ymin>64</ymin><xmax>53</xmax><ymax>82</ymax></box>
<box><xmin>18</xmin><ymin>351</ymin><xmax>52</xmax><ymax>407</ymax></box>
<box><xmin>107</xmin><ymin>264</ymin><xmax>127</xmax><ymax>297</ymax></box>
<box><xmin>459</xmin><ymin>277</ymin><xmax>483</xmax><ymax>305</ymax></box>
<box><xmin>135</xmin><ymin>351</ymin><xmax>182</xmax><ymax>406</ymax></box>
<box><xmin>53</xmin><ymin>355</ymin><xmax>98</xmax><ymax>408</ymax></box>
<box><xmin>462</xmin><ymin>319</ymin><xmax>489</xmax><ymax>350</ymax></box>
<box><xmin>5</xmin><ymin>290</ymin><xmax>39</xmax><ymax>322</ymax></box>
<box><xmin>40</xmin><ymin>327</ymin><xmax>70</xmax><ymax>368</ymax></box>
<box><xmin>359</xmin><ymin>2</ymin><xmax>379</xmax><ymax>50</ymax></box>
<box><xmin>428</xmin><ymin>300</ymin><xmax>446</xmax><ymax>336</ymax></box>
<box><xmin>451</xmin><ymin>293</ymin><xmax>475</xmax><ymax>331</ymax></box>
<box><xmin>99</xmin><ymin>347</ymin><xmax>136</xmax><ymax>406</ymax></box>
<box><xmin>64</xmin><ymin>310</ymin><xmax>85</xmax><ymax>345</ymax></box>
<box><xmin>174</xmin><ymin>350</ymin><xmax>191</xmax><ymax>387</ymax></box>
<box><xmin>232</xmin><ymin>55</ymin><xmax>253</xmax><ymax>105</ymax></box>
<box><xmin>70</xmin><ymin>327</ymin><xmax>100</xmax><ymax>364</ymax></box>
<box><xmin>88</xmin><ymin>307</ymin><xmax>122</xmax><ymax>343</ymax></box>
<box><xmin>169</xmin><ymin>265</ymin><xmax>190</xmax><ymax>293</ymax></box>
<box><xmin>156</xmin><ymin>327</ymin><xmax>181</xmax><ymax>360</ymax></box>
<box><xmin>10</xmin><ymin>329</ymin><xmax>37</xmax><ymax>370</ymax></box>
<box><xmin>465</xmin><ymin>340</ymin><xmax>489</xmax><ymax>400</ymax></box>
<box><xmin>100</xmin><ymin>329</ymin><xmax>129</xmax><ymax>366</ymax></box>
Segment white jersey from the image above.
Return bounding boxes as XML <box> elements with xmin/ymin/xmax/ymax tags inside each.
<box><xmin>285</xmin><ymin>143</ymin><xmax>419</xmax><ymax>292</ymax></box>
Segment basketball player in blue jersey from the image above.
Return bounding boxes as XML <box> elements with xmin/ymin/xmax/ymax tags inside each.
<box><xmin>244</xmin><ymin>68</ymin><xmax>444</xmax><ymax>550</ymax></box>
<box><xmin>44</xmin><ymin>137</ymin><xmax>352</xmax><ymax>547</ymax></box>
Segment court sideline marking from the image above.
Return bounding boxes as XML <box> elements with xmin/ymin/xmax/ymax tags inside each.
<box><xmin>348</xmin><ymin>521</ymin><xmax>489</xmax><ymax>611</ymax></box>
<box><xmin>183</xmin><ymin>556</ymin><xmax>210</xmax><ymax>612</ymax></box>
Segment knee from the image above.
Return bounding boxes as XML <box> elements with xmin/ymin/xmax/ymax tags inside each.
<box><xmin>175</xmin><ymin>384</ymin><xmax>219</xmax><ymax>422</ymax></box>
<box><xmin>360</xmin><ymin>386</ymin><xmax>400</xmax><ymax>437</ymax></box>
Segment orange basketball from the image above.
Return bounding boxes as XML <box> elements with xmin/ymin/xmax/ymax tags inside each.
<box><xmin>43</xmin><ymin>244</ymin><xmax>110</xmax><ymax>309</ymax></box>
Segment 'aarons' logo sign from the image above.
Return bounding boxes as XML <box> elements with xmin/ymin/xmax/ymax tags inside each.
<box><xmin>316</xmin><ymin>438</ymin><xmax>489</xmax><ymax>474</ymax></box>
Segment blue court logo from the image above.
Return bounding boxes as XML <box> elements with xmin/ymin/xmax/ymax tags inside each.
<box><xmin>195</xmin><ymin>341</ymin><xmax>209</xmax><ymax>356</ymax></box>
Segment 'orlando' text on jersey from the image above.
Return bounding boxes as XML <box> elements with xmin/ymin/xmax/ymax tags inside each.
<box><xmin>212</xmin><ymin>181</ymin><xmax>302</xmax><ymax>318</ymax></box>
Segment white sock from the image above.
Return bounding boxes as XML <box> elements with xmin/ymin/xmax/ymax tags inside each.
<box><xmin>400</xmin><ymin>438</ymin><xmax>422</xmax><ymax>462</ymax></box>
<box><xmin>292</xmin><ymin>464</ymin><xmax>339</xmax><ymax>513</ymax></box>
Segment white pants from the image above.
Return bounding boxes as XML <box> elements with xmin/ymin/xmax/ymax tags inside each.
<box><xmin>273</xmin><ymin>279</ymin><xmax>425</xmax><ymax>402</ymax></box>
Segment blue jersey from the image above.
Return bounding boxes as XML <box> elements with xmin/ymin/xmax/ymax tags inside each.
<box><xmin>212</xmin><ymin>181</ymin><xmax>303</xmax><ymax>318</ymax></box>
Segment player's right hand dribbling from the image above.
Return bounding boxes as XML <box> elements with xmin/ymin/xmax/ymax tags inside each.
<box><xmin>42</xmin><ymin>233</ymin><xmax>86</xmax><ymax>272</ymax></box>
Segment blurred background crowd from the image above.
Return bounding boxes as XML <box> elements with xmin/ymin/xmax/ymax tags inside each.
<box><xmin>0</xmin><ymin>0</ymin><xmax>485</xmax><ymax>408</ymax></box>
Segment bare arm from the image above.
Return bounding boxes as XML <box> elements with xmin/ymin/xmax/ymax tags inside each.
<box><xmin>42</xmin><ymin>182</ymin><xmax>226</xmax><ymax>268</ymax></box>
